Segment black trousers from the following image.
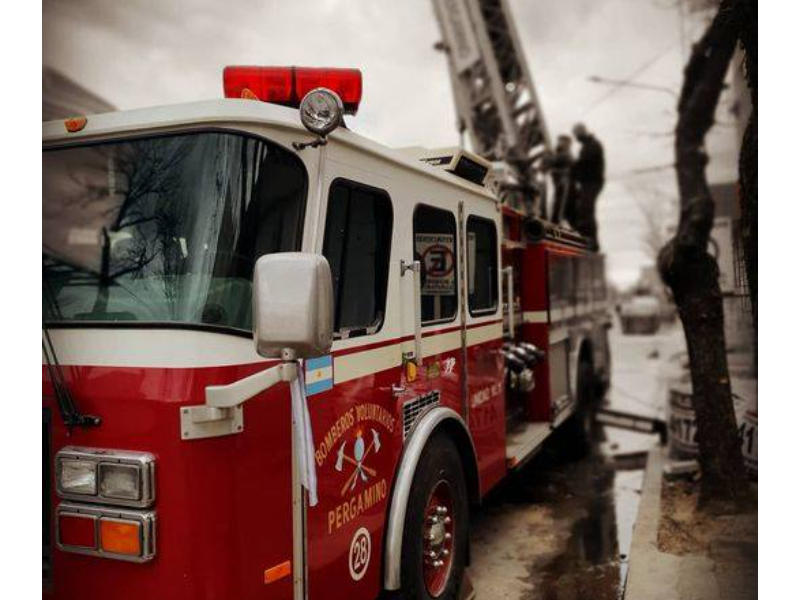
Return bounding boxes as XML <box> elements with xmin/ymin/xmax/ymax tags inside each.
<box><xmin>574</xmin><ymin>180</ymin><xmax>603</xmax><ymax>249</ymax></box>
<box><xmin>551</xmin><ymin>181</ymin><xmax>573</xmax><ymax>224</ymax></box>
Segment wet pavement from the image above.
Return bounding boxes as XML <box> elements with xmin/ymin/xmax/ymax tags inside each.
<box><xmin>468</xmin><ymin>322</ymin><xmax>684</xmax><ymax>600</ymax></box>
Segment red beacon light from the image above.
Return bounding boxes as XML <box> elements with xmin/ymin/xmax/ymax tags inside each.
<box><xmin>223</xmin><ymin>66</ymin><xmax>362</xmax><ymax>115</ymax></box>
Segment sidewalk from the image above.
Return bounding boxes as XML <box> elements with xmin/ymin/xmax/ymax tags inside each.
<box><xmin>625</xmin><ymin>447</ymin><xmax>757</xmax><ymax>600</ymax></box>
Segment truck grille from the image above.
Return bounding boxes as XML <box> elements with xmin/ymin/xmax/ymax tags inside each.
<box><xmin>402</xmin><ymin>391</ymin><xmax>440</xmax><ymax>438</ymax></box>
<box><xmin>43</xmin><ymin>409</ymin><xmax>52</xmax><ymax>587</ymax></box>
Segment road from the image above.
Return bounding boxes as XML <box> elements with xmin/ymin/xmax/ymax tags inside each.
<box><xmin>467</xmin><ymin>321</ymin><xmax>684</xmax><ymax>600</ymax></box>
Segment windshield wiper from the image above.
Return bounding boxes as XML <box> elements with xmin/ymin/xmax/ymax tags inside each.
<box><xmin>42</xmin><ymin>273</ymin><xmax>101</xmax><ymax>431</ymax></box>
<box><xmin>42</xmin><ymin>328</ymin><xmax>101</xmax><ymax>430</ymax></box>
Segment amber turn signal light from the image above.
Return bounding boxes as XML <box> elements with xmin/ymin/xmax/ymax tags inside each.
<box><xmin>100</xmin><ymin>518</ymin><xmax>142</xmax><ymax>556</ymax></box>
<box><xmin>64</xmin><ymin>116</ymin><xmax>88</xmax><ymax>133</ymax></box>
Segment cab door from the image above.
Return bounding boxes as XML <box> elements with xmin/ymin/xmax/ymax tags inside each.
<box><xmin>462</xmin><ymin>208</ymin><xmax>507</xmax><ymax>492</ymax></box>
<box><xmin>399</xmin><ymin>202</ymin><xmax>466</xmax><ymax>420</ymax></box>
<box><xmin>305</xmin><ymin>163</ymin><xmax>400</xmax><ymax>600</ymax></box>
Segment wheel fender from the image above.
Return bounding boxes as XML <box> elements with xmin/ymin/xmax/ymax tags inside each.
<box><xmin>383</xmin><ymin>407</ymin><xmax>479</xmax><ymax>591</ymax></box>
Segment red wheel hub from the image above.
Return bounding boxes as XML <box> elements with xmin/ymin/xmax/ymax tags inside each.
<box><xmin>422</xmin><ymin>480</ymin><xmax>455</xmax><ymax>597</ymax></box>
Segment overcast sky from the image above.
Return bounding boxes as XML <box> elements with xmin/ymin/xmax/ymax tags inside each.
<box><xmin>43</xmin><ymin>0</ymin><xmax>741</xmax><ymax>287</ymax></box>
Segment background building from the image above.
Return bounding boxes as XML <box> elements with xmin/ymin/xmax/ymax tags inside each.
<box><xmin>42</xmin><ymin>67</ymin><xmax>115</xmax><ymax>121</ymax></box>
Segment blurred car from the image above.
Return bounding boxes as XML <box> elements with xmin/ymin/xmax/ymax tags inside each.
<box><xmin>619</xmin><ymin>294</ymin><xmax>660</xmax><ymax>334</ymax></box>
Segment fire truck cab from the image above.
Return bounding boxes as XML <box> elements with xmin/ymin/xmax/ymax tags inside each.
<box><xmin>42</xmin><ymin>68</ymin><xmax>611</xmax><ymax>600</ymax></box>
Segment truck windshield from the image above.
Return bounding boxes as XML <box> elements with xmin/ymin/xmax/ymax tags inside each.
<box><xmin>43</xmin><ymin>131</ymin><xmax>307</xmax><ymax>332</ymax></box>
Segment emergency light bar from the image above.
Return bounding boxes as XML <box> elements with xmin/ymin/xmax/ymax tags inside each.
<box><xmin>223</xmin><ymin>66</ymin><xmax>363</xmax><ymax>115</ymax></box>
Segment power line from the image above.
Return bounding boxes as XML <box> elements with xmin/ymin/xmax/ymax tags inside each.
<box><xmin>583</xmin><ymin>43</ymin><xmax>677</xmax><ymax>116</ymax></box>
<box><xmin>588</xmin><ymin>76</ymin><xmax>678</xmax><ymax>99</ymax></box>
<box><xmin>607</xmin><ymin>162</ymin><xmax>676</xmax><ymax>180</ymax></box>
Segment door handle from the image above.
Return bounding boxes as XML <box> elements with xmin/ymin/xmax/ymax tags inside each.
<box><xmin>503</xmin><ymin>266</ymin><xmax>515</xmax><ymax>338</ymax></box>
<box><xmin>400</xmin><ymin>259</ymin><xmax>423</xmax><ymax>368</ymax></box>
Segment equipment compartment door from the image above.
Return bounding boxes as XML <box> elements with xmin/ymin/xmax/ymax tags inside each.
<box><xmin>462</xmin><ymin>209</ymin><xmax>507</xmax><ymax>492</ymax></box>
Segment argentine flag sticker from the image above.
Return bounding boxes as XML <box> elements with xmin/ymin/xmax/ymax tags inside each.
<box><xmin>305</xmin><ymin>355</ymin><xmax>334</xmax><ymax>396</ymax></box>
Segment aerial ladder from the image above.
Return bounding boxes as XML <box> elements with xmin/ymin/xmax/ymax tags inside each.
<box><xmin>431</xmin><ymin>0</ymin><xmax>553</xmax><ymax>218</ymax></box>
<box><xmin>431</xmin><ymin>0</ymin><xmax>659</xmax><ymax>450</ymax></box>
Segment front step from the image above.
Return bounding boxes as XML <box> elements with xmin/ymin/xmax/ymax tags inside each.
<box><xmin>505</xmin><ymin>421</ymin><xmax>551</xmax><ymax>469</ymax></box>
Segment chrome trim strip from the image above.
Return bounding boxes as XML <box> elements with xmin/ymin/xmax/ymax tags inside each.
<box><xmin>383</xmin><ymin>407</ymin><xmax>477</xmax><ymax>590</ymax></box>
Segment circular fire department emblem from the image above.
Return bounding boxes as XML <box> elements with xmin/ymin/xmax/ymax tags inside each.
<box><xmin>349</xmin><ymin>527</ymin><xmax>371</xmax><ymax>581</ymax></box>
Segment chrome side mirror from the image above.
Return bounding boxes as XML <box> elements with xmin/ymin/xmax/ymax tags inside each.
<box><xmin>252</xmin><ymin>252</ymin><xmax>333</xmax><ymax>359</ymax></box>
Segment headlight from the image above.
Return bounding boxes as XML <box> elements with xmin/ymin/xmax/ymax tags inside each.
<box><xmin>59</xmin><ymin>459</ymin><xmax>97</xmax><ymax>495</ymax></box>
<box><xmin>299</xmin><ymin>87</ymin><xmax>344</xmax><ymax>136</ymax></box>
<box><xmin>99</xmin><ymin>463</ymin><xmax>141</xmax><ymax>501</ymax></box>
<box><xmin>55</xmin><ymin>447</ymin><xmax>155</xmax><ymax>508</ymax></box>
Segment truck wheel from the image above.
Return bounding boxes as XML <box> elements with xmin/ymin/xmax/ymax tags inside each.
<box><xmin>560</xmin><ymin>358</ymin><xmax>596</xmax><ymax>458</ymax></box>
<box><xmin>593</xmin><ymin>327</ymin><xmax>611</xmax><ymax>399</ymax></box>
<box><xmin>577</xmin><ymin>359</ymin><xmax>598</xmax><ymax>438</ymax></box>
<box><xmin>400</xmin><ymin>434</ymin><xmax>468</xmax><ymax>600</ymax></box>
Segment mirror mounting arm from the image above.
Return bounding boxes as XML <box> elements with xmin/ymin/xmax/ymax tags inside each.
<box><xmin>206</xmin><ymin>360</ymin><xmax>298</xmax><ymax>409</ymax></box>
<box><xmin>180</xmin><ymin>351</ymin><xmax>299</xmax><ymax>441</ymax></box>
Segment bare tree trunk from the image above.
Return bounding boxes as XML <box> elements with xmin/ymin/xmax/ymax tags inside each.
<box><xmin>658</xmin><ymin>0</ymin><xmax>750</xmax><ymax>510</ymax></box>
<box><xmin>91</xmin><ymin>229</ymin><xmax>112</xmax><ymax>314</ymax></box>
<box><xmin>737</xmin><ymin>0</ymin><xmax>757</xmax><ymax>336</ymax></box>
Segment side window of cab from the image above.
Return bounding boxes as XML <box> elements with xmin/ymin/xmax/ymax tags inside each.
<box><xmin>322</xmin><ymin>179</ymin><xmax>393</xmax><ymax>339</ymax></box>
<box><xmin>413</xmin><ymin>204</ymin><xmax>459</xmax><ymax>324</ymax></box>
<box><xmin>466</xmin><ymin>215</ymin><xmax>499</xmax><ymax>315</ymax></box>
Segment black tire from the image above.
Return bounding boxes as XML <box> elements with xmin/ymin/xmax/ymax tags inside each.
<box><xmin>595</xmin><ymin>329</ymin><xmax>611</xmax><ymax>399</ymax></box>
<box><xmin>399</xmin><ymin>434</ymin><xmax>469</xmax><ymax>600</ymax></box>
<box><xmin>560</xmin><ymin>358</ymin><xmax>596</xmax><ymax>458</ymax></box>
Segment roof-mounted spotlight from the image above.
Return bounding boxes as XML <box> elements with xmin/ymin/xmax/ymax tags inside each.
<box><xmin>299</xmin><ymin>88</ymin><xmax>344</xmax><ymax>137</ymax></box>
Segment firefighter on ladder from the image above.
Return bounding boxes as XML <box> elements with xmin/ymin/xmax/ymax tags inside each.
<box><xmin>571</xmin><ymin>123</ymin><xmax>605</xmax><ymax>250</ymax></box>
<box><xmin>543</xmin><ymin>125</ymin><xmax>604</xmax><ymax>250</ymax></box>
<box><xmin>546</xmin><ymin>134</ymin><xmax>577</xmax><ymax>227</ymax></box>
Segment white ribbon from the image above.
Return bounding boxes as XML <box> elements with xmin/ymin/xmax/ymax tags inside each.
<box><xmin>289</xmin><ymin>363</ymin><xmax>318</xmax><ymax>506</ymax></box>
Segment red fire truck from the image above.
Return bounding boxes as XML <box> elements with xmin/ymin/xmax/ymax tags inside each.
<box><xmin>42</xmin><ymin>67</ymin><xmax>611</xmax><ymax>600</ymax></box>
